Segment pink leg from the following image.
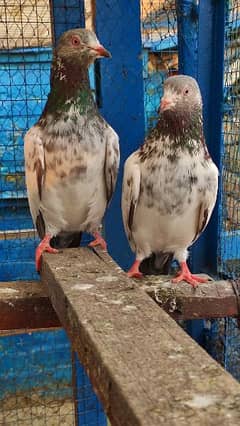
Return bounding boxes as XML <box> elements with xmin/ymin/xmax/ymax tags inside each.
<box><xmin>88</xmin><ymin>232</ymin><xmax>107</xmax><ymax>250</ymax></box>
<box><xmin>172</xmin><ymin>261</ymin><xmax>208</xmax><ymax>288</ymax></box>
<box><xmin>127</xmin><ymin>259</ymin><xmax>143</xmax><ymax>278</ymax></box>
<box><xmin>35</xmin><ymin>234</ymin><xmax>58</xmax><ymax>272</ymax></box>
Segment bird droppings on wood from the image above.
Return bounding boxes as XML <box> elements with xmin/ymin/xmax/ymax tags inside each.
<box><xmin>185</xmin><ymin>394</ymin><xmax>218</xmax><ymax>409</ymax></box>
<box><xmin>122</xmin><ymin>304</ymin><xmax>138</xmax><ymax>313</ymax></box>
<box><xmin>0</xmin><ymin>287</ymin><xmax>19</xmax><ymax>295</ymax></box>
<box><xmin>96</xmin><ymin>275</ymin><xmax>119</xmax><ymax>283</ymax></box>
<box><xmin>71</xmin><ymin>283</ymin><xmax>94</xmax><ymax>291</ymax></box>
<box><xmin>141</xmin><ymin>274</ymin><xmax>240</xmax><ymax>319</ymax></box>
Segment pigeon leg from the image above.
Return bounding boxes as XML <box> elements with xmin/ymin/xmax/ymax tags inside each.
<box><xmin>127</xmin><ymin>259</ymin><xmax>143</xmax><ymax>278</ymax></box>
<box><xmin>36</xmin><ymin>234</ymin><xmax>58</xmax><ymax>272</ymax></box>
<box><xmin>172</xmin><ymin>261</ymin><xmax>208</xmax><ymax>288</ymax></box>
<box><xmin>89</xmin><ymin>232</ymin><xmax>107</xmax><ymax>250</ymax></box>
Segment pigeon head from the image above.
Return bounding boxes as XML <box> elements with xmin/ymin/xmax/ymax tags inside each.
<box><xmin>159</xmin><ymin>75</ymin><xmax>202</xmax><ymax>115</ymax></box>
<box><xmin>55</xmin><ymin>28</ymin><xmax>111</xmax><ymax>67</ymax></box>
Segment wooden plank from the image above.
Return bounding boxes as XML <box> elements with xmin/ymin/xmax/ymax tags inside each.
<box><xmin>0</xmin><ymin>272</ymin><xmax>237</xmax><ymax>332</ymax></box>
<box><xmin>41</xmin><ymin>247</ymin><xmax>240</xmax><ymax>426</ymax></box>
<box><xmin>141</xmin><ymin>275</ymin><xmax>239</xmax><ymax>320</ymax></box>
<box><xmin>0</xmin><ymin>280</ymin><xmax>60</xmax><ymax>330</ymax></box>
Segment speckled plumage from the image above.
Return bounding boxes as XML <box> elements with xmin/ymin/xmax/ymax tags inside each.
<box><xmin>24</xmin><ymin>28</ymin><xmax>119</xmax><ymax>253</ymax></box>
<box><xmin>122</xmin><ymin>75</ymin><xmax>218</xmax><ymax>281</ymax></box>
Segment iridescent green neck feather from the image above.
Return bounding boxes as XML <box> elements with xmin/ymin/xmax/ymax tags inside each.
<box><xmin>39</xmin><ymin>54</ymin><xmax>96</xmax><ymax>123</ymax></box>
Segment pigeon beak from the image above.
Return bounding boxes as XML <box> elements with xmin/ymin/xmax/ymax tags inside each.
<box><xmin>159</xmin><ymin>98</ymin><xmax>172</xmax><ymax>113</ymax></box>
<box><xmin>92</xmin><ymin>44</ymin><xmax>111</xmax><ymax>58</ymax></box>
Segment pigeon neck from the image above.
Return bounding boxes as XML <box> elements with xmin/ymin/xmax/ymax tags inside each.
<box><xmin>157</xmin><ymin>109</ymin><xmax>203</xmax><ymax>148</ymax></box>
<box><xmin>41</xmin><ymin>55</ymin><xmax>96</xmax><ymax>117</ymax></box>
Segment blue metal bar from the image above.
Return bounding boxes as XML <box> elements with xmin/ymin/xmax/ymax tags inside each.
<box><xmin>192</xmin><ymin>0</ymin><xmax>225</xmax><ymax>275</ymax></box>
<box><xmin>95</xmin><ymin>0</ymin><xmax>145</xmax><ymax>270</ymax></box>
<box><xmin>177</xmin><ymin>1</ymin><xmax>225</xmax><ymax>275</ymax></box>
<box><xmin>176</xmin><ymin>0</ymin><xmax>199</xmax><ymax>78</ymax></box>
<box><xmin>176</xmin><ymin>0</ymin><xmax>225</xmax><ymax>342</ymax></box>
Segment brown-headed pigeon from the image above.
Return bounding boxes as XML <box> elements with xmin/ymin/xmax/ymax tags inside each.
<box><xmin>24</xmin><ymin>28</ymin><xmax>120</xmax><ymax>271</ymax></box>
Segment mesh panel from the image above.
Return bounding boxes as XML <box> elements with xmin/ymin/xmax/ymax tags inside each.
<box><xmin>219</xmin><ymin>0</ymin><xmax>240</xmax><ymax>278</ymax></box>
<box><xmin>0</xmin><ymin>1</ymin><xmax>107</xmax><ymax>424</ymax></box>
<box><xmin>205</xmin><ymin>0</ymin><xmax>240</xmax><ymax>382</ymax></box>
<box><xmin>1</xmin><ymin>0</ymin><xmax>240</xmax><ymax>422</ymax></box>
<box><xmin>0</xmin><ymin>330</ymin><xmax>75</xmax><ymax>425</ymax></box>
<box><xmin>141</xmin><ymin>0</ymin><xmax>178</xmax><ymax>131</ymax></box>
<box><xmin>0</xmin><ymin>0</ymin><xmax>52</xmax><ymax>281</ymax></box>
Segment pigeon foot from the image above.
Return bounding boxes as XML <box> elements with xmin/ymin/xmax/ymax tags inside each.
<box><xmin>89</xmin><ymin>232</ymin><xmax>107</xmax><ymax>251</ymax></box>
<box><xmin>36</xmin><ymin>234</ymin><xmax>58</xmax><ymax>272</ymax></box>
<box><xmin>172</xmin><ymin>261</ymin><xmax>207</xmax><ymax>288</ymax></box>
<box><xmin>127</xmin><ymin>260</ymin><xmax>143</xmax><ymax>278</ymax></box>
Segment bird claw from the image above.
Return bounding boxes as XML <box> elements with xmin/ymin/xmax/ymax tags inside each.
<box><xmin>35</xmin><ymin>234</ymin><xmax>58</xmax><ymax>272</ymax></box>
<box><xmin>88</xmin><ymin>232</ymin><xmax>107</xmax><ymax>251</ymax></box>
<box><xmin>172</xmin><ymin>261</ymin><xmax>208</xmax><ymax>288</ymax></box>
<box><xmin>172</xmin><ymin>273</ymin><xmax>207</xmax><ymax>288</ymax></box>
<box><xmin>127</xmin><ymin>260</ymin><xmax>143</xmax><ymax>279</ymax></box>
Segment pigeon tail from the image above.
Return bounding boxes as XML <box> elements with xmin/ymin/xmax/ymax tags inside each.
<box><xmin>35</xmin><ymin>211</ymin><xmax>82</xmax><ymax>249</ymax></box>
<box><xmin>139</xmin><ymin>251</ymin><xmax>174</xmax><ymax>275</ymax></box>
<box><xmin>50</xmin><ymin>232</ymin><xmax>82</xmax><ymax>249</ymax></box>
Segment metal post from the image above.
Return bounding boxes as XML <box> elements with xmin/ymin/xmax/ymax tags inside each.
<box><xmin>176</xmin><ymin>0</ymin><xmax>198</xmax><ymax>78</ymax></box>
<box><xmin>176</xmin><ymin>0</ymin><xmax>225</xmax><ymax>343</ymax></box>
<box><xmin>95</xmin><ymin>0</ymin><xmax>145</xmax><ymax>270</ymax></box>
<box><xmin>194</xmin><ymin>0</ymin><xmax>225</xmax><ymax>275</ymax></box>
<box><xmin>177</xmin><ymin>0</ymin><xmax>225</xmax><ymax>275</ymax></box>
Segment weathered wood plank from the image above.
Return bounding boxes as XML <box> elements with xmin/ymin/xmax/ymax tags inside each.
<box><xmin>141</xmin><ymin>275</ymin><xmax>239</xmax><ymax>319</ymax></box>
<box><xmin>41</xmin><ymin>247</ymin><xmax>240</xmax><ymax>426</ymax></box>
<box><xmin>0</xmin><ymin>281</ymin><xmax>60</xmax><ymax>330</ymax></box>
<box><xmin>0</xmin><ymin>272</ymin><xmax>238</xmax><ymax>331</ymax></box>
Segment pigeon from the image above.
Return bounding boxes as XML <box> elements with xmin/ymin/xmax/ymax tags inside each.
<box><xmin>122</xmin><ymin>75</ymin><xmax>218</xmax><ymax>287</ymax></box>
<box><xmin>24</xmin><ymin>28</ymin><xmax>120</xmax><ymax>271</ymax></box>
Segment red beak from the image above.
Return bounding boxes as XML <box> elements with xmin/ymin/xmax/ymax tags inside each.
<box><xmin>93</xmin><ymin>44</ymin><xmax>111</xmax><ymax>58</ymax></box>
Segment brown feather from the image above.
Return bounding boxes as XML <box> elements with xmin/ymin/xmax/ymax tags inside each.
<box><xmin>34</xmin><ymin>158</ymin><xmax>44</xmax><ymax>199</ymax></box>
<box><xmin>192</xmin><ymin>204</ymin><xmax>209</xmax><ymax>243</ymax></box>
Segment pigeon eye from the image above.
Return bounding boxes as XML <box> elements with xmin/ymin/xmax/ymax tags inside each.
<box><xmin>71</xmin><ymin>36</ymin><xmax>80</xmax><ymax>47</ymax></box>
<box><xmin>184</xmin><ymin>88</ymin><xmax>189</xmax><ymax>95</ymax></box>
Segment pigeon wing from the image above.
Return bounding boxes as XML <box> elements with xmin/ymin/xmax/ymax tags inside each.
<box><xmin>24</xmin><ymin>126</ymin><xmax>46</xmax><ymax>238</ymax></box>
<box><xmin>121</xmin><ymin>153</ymin><xmax>141</xmax><ymax>251</ymax></box>
<box><xmin>104</xmin><ymin>128</ymin><xmax>120</xmax><ymax>205</ymax></box>
<box><xmin>192</xmin><ymin>165</ymin><xmax>218</xmax><ymax>244</ymax></box>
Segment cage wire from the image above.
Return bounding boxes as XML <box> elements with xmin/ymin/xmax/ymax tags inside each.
<box><xmin>1</xmin><ymin>0</ymin><xmax>240</xmax><ymax>423</ymax></box>
<box><xmin>141</xmin><ymin>0</ymin><xmax>178</xmax><ymax>131</ymax></box>
<box><xmin>0</xmin><ymin>1</ymin><xmax>106</xmax><ymax>425</ymax></box>
<box><xmin>204</xmin><ymin>0</ymin><xmax>240</xmax><ymax>382</ymax></box>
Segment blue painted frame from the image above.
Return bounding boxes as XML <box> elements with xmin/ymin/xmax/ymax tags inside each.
<box><xmin>177</xmin><ymin>0</ymin><xmax>225</xmax><ymax>343</ymax></box>
<box><xmin>95</xmin><ymin>0</ymin><xmax>145</xmax><ymax>270</ymax></box>
<box><xmin>193</xmin><ymin>0</ymin><xmax>225</xmax><ymax>276</ymax></box>
<box><xmin>177</xmin><ymin>0</ymin><xmax>225</xmax><ymax>276</ymax></box>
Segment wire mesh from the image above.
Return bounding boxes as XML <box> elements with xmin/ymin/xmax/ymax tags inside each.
<box><xmin>0</xmin><ymin>1</ymin><xmax>107</xmax><ymax>424</ymax></box>
<box><xmin>141</xmin><ymin>0</ymin><xmax>178</xmax><ymax>131</ymax></box>
<box><xmin>205</xmin><ymin>0</ymin><xmax>240</xmax><ymax>383</ymax></box>
<box><xmin>1</xmin><ymin>0</ymin><xmax>240</xmax><ymax>422</ymax></box>
<box><xmin>219</xmin><ymin>0</ymin><xmax>240</xmax><ymax>279</ymax></box>
<box><xmin>0</xmin><ymin>0</ymin><xmax>52</xmax><ymax>281</ymax></box>
<box><xmin>0</xmin><ymin>330</ymin><xmax>75</xmax><ymax>425</ymax></box>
